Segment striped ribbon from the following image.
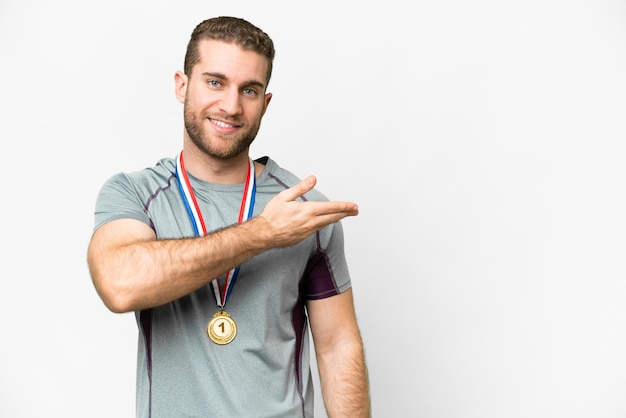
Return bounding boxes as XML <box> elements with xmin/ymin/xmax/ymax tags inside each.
<box><xmin>175</xmin><ymin>151</ymin><xmax>256</xmax><ymax>308</ymax></box>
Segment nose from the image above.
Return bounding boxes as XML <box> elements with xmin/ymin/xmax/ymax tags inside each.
<box><xmin>218</xmin><ymin>88</ymin><xmax>243</xmax><ymax>116</ymax></box>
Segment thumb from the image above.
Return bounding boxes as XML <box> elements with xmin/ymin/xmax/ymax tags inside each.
<box><xmin>279</xmin><ymin>175</ymin><xmax>317</xmax><ymax>202</ymax></box>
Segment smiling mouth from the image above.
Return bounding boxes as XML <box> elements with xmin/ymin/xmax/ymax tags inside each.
<box><xmin>210</xmin><ymin>118</ymin><xmax>241</xmax><ymax>129</ymax></box>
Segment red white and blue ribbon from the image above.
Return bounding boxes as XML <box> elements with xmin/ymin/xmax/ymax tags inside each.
<box><xmin>175</xmin><ymin>151</ymin><xmax>256</xmax><ymax>309</ymax></box>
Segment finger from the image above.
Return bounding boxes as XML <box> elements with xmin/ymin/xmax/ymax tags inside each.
<box><xmin>310</xmin><ymin>209</ymin><xmax>359</xmax><ymax>228</ymax></box>
<box><xmin>278</xmin><ymin>175</ymin><xmax>317</xmax><ymax>202</ymax></box>
<box><xmin>307</xmin><ymin>201</ymin><xmax>359</xmax><ymax>216</ymax></box>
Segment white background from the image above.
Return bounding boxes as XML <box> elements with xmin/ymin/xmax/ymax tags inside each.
<box><xmin>1</xmin><ymin>1</ymin><xmax>625</xmax><ymax>417</ymax></box>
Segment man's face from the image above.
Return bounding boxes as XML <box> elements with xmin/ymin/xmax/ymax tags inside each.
<box><xmin>181</xmin><ymin>40</ymin><xmax>272</xmax><ymax>160</ymax></box>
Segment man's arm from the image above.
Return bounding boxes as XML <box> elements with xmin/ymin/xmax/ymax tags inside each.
<box><xmin>308</xmin><ymin>289</ymin><xmax>371</xmax><ymax>417</ymax></box>
<box><xmin>87</xmin><ymin>176</ymin><xmax>358</xmax><ymax>313</ymax></box>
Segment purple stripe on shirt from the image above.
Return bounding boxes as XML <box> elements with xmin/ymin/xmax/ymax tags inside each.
<box><xmin>139</xmin><ymin>309</ymin><xmax>153</xmax><ymax>418</ymax></box>
<box><xmin>302</xmin><ymin>249</ymin><xmax>340</xmax><ymax>300</ymax></box>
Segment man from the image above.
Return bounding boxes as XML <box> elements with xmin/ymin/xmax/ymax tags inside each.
<box><xmin>87</xmin><ymin>16</ymin><xmax>370</xmax><ymax>418</ymax></box>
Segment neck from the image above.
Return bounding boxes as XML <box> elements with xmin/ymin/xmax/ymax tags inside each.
<box><xmin>181</xmin><ymin>146</ymin><xmax>251</xmax><ymax>185</ymax></box>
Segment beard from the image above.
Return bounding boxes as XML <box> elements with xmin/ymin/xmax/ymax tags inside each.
<box><xmin>184</xmin><ymin>99</ymin><xmax>262</xmax><ymax>160</ymax></box>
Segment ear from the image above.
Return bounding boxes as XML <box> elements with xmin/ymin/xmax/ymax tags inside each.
<box><xmin>262</xmin><ymin>92</ymin><xmax>272</xmax><ymax>116</ymax></box>
<box><xmin>174</xmin><ymin>71</ymin><xmax>188</xmax><ymax>104</ymax></box>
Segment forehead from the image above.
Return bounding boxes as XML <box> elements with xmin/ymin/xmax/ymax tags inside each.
<box><xmin>192</xmin><ymin>39</ymin><xmax>269</xmax><ymax>85</ymax></box>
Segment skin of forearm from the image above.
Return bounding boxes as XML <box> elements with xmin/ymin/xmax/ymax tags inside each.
<box><xmin>91</xmin><ymin>217</ymin><xmax>273</xmax><ymax>313</ymax></box>
<box><xmin>318</xmin><ymin>339</ymin><xmax>371</xmax><ymax>418</ymax></box>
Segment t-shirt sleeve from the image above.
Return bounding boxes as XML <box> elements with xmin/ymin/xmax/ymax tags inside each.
<box><xmin>300</xmin><ymin>220</ymin><xmax>352</xmax><ymax>300</ymax></box>
<box><xmin>93</xmin><ymin>172</ymin><xmax>152</xmax><ymax>231</ymax></box>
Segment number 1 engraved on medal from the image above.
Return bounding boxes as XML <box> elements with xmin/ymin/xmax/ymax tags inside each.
<box><xmin>207</xmin><ymin>311</ymin><xmax>237</xmax><ymax>345</ymax></box>
<box><xmin>214</xmin><ymin>320</ymin><xmax>230</xmax><ymax>336</ymax></box>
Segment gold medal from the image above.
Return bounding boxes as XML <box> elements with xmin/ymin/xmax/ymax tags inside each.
<box><xmin>207</xmin><ymin>310</ymin><xmax>237</xmax><ymax>345</ymax></box>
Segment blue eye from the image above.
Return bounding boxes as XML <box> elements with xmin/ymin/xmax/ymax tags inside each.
<box><xmin>209</xmin><ymin>80</ymin><xmax>221</xmax><ymax>87</ymax></box>
<box><xmin>243</xmin><ymin>88</ymin><xmax>257</xmax><ymax>96</ymax></box>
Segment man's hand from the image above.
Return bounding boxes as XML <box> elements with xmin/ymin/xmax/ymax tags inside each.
<box><xmin>257</xmin><ymin>175</ymin><xmax>359</xmax><ymax>247</ymax></box>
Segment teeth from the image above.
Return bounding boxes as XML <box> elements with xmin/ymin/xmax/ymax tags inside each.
<box><xmin>212</xmin><ymin>119</ymin><xmax>235</xmax><ymax>128</ymax></box>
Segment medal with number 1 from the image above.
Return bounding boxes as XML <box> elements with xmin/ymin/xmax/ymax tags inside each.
<box><xmin>208</xmin><ymin>310</ymin><xmax>237</xmax><ymax>345</ymax></box>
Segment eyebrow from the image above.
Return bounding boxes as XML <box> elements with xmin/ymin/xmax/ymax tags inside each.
<box><xmin>201</xmin><ymin>72</ymin><xmax>266</xmax><ymax>90</ymax></box>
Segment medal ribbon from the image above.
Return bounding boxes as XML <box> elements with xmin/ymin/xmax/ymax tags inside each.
<box><xmin>175</xmin><ymin>151</ymin><xmax>256</xmax><ymax>309</ymax></box>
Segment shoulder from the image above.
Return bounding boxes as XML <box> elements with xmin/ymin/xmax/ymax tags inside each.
<box><xmin>123</xmin><ymin>157</ymin><xmax>176</xmax><ymax>185</ymax></box>
<box><xmin>94</xmin><ymin>157</ymin><xmax>178</xmax><ymax>228</ymax></box>
<box><xmin>101</xmin><ymin>157</ymin><xmax>176</xmax><ymax>193</ymax></box>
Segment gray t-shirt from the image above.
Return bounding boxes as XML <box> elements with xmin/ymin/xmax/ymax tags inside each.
<box><xmin>93</xmin><ymin>156</ymin><xmax>352</xmax><ymax>418</ymax></box>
